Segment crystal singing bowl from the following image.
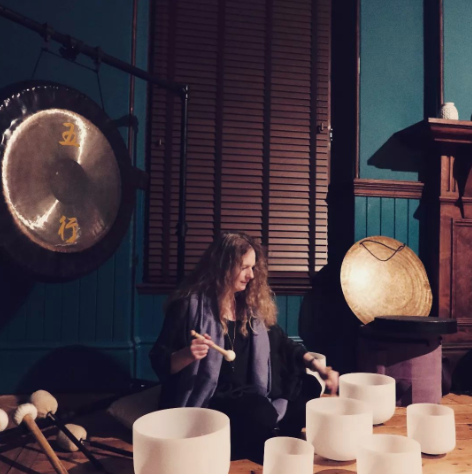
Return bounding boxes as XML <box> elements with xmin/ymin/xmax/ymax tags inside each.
<box><xmin>357</xmin><ymin>434</ymin><xmax>422</xmax><ymax>474</ymax></box>
<box><xmin>306</xmin><ymin>352</ymin><xmax>326</xmax><ymax>396</ymax></box>
<box><xmin>263</xmin><ymin>436</ymin><xmax>314</xmax><ymax>474</ymax></box>
<box><xmin>407</xmin><ymin>403</ymin><xmax>456</xmax><ymax>455</ymax></box>
<box><xmin>133</xmin><ymin>408</ymin><xmax>231</xmax><ymax>474</ymax></box>
<box><xmin>306</xmin><ymin>397</ymin><xmax>373</xmax><ymax>461</ymax></box>
<box><xmin>339</xmin><ymin>372</ymin><xmax>396</xmax><ymax>425</ymax></box>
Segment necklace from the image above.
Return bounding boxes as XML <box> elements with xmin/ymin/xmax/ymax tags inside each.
<box><xmin>225</xmin><ymin>321</ymin><xmax>236</xmax><ymax>371</ymax></box>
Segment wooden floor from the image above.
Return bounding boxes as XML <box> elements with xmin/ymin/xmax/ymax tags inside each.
<box><xmin>1</xmin><ymin>393</ymin><xmax>472</xmax><ymax>474</ymax></box>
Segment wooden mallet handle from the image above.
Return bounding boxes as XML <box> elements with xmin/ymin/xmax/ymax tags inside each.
<box><xmin>191</xmin><ymin>330</ymin><xmax>236</xmax><ymax>362</ymax></box>
<box><xmin>23</xmin><ymin>414</ymin><xmax>69</xmax><ymax>474</ymax></box>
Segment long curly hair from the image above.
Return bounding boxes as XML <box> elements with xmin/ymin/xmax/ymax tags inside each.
<box><xmin>168</xmin><ymin>231</ymin><xmax>277</xmax><ymax>336</ymax></box>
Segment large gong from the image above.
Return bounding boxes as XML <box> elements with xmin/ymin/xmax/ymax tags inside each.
<box><xmin>340</xmin><ymin>236</ymin><xmax>433</xmax><ymax>325</ymax></box>
<box><xmin>0</xmin><ymin>81</ymin><xmax>139</xmax><ymax>281</ymax></box>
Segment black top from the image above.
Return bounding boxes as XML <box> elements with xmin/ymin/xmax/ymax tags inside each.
<box><xmin>149</xmin><ymin>297</ymin><xmax>308</xmax><ymax>408</ymax></box>
<box><xmin>215</xmin><ymin>320</ymin><xmax>252</xmax><ymax>395</ymax></box>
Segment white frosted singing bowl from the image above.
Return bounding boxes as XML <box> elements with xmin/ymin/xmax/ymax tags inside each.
<box><xmin>306</xmin><ymin>397</ymin><xmax>373</xmax><ymax>461</ymax></box>
<box><xmin>133</xmin><ymin>408</ymin><xmax>230</xmax><ymax>474</ymax></box>
<box><xmin>407</xmin><ymin>403</ymin><xmax>456</xmax><ymax>454</ymax></box>
<box><xmin>263</xmin><ymin>437</ymin><xmax>314</xmax><ymax>474</ymax></box>
<box><xmin>357</xmin><ymin>434</ymin><xmax>422</xmax><ymax>474</ymax></box>
<box><xmin>339</xmin><ymin>372</ymin><xmax>396</xmax><ymax>425</ymax></box>
<box><xmin>306</xmin><ymin>352</ymin><xmax>326</xmax><ymax>396</ymax></box>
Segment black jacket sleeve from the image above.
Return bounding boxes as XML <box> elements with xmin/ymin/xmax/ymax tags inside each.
<box><xmin>149</xmin><ymin>298</ymin><xmax>191</xmax><ymax>383</ymax></box>
<box><xmin>268</xmin><ymin>324</ymin><xmax>308</xmax><ymax>400</ymax></box>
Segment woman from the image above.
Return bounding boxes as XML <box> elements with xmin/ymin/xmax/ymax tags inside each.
<box><xmin>149</xmin><ymin>231</ymin><xmax>339</xmax><ymax>462</ymax></box>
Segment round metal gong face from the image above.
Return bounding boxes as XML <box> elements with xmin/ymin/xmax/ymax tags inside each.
<box><xmin>340</xmin><ymin>236</ymin><xmax>433</xmax><ymax>325</ymax></box>
<box><xmin>2</xmin><ymin>108</ymin><xmax>121</xmax><ymax>253</ymax></box>
<box><xmin>0</xmin><ymin>81</ymin><xmax>135</xmax><ymax>281</ymax></box>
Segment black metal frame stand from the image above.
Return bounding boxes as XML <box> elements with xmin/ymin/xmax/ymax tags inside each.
<box><xmin>0</xmin><ymin>4</ymin><xmax>189</xmax><ymax>283</ymax></box>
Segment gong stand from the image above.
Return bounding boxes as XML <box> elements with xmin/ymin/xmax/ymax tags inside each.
<box><xmin>0</xmin><ymin>3</ymin><xmax>189</xmax><ymax>283</ymax></box>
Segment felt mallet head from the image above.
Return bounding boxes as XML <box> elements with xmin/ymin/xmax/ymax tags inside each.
<box><xmin>56</xmin><ymin>424</ymin><xmax>87</xmax><ymax>452</ymax></box>
<box><xmin>0</xmin><ymin>409</ymin><xmax>8</xmax><ymax>432</ymax></box>
<box><xmin>30</xmin><ymin>390</ymin><xmax>58</xmax><ymax>418</ymax></box>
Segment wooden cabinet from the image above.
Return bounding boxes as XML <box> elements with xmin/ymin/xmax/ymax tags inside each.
<box><xmin>421</xmin><ymin>118</ymin><xmax>472</xmax><ymax>351</ymax></box>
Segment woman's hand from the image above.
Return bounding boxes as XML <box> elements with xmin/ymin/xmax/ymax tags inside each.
<box><xmin>189</xmin><ymin>333</ymin><xmax>213</xmax><ymax>360</ymax></box>
<box><xmin>170</xmin><ymin>333</ymin><xmax>213</xmax><ymax>374</ymax></box>
<box><xmin>304</xmin><ymin>353</ymin><xmax>340</xmax><ymax>396</ymax></box>
<box><xmin>318</xmin><ymin>366</ymin><xmax>340</xmax><ymax>396</ymax></box>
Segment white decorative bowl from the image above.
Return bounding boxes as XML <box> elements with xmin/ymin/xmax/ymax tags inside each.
<box><xmin>407</xmin><ymin>403</ymin><xmax>456</xmax><ymax>455</ymax></box>
<box><xmin>133</xmin><ymin>408</ymin><xmax>230</xmax><ymax>474</ymax></box>
<box><xmin>306</xmin><ymin>351</ymin><xmax>326</xmax><ymax>395</ymax></box>
<box><xmin>357</xmin><ymin>434</ymin><xmax>422</xmax><ymax>474</ymax></box>
<box><xmin>263</xmin><ymin>437</ymin><xmax>314</xmax><ymax>474</ymax></box>
<box><xmin>306</xmin><ymin>397</ymin><xmax>373</xmax><ymax>461</ymax></box>
<box><xmin>339</xmin><ymin>372</ymin><xmax>396</xmax><ymax>425</ymax></box>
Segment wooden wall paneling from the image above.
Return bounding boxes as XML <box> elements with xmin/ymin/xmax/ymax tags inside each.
<box><xmin>5</xmin><ymin>302</ymin><xmax>28</xmax><ymax>343</ymax></box>
<box><xmin>43</xmin><ymin>284</ymin><xmax>63</xmax><ymax>342</ymax></box>
<box><xmin>353</xmin><ymin>196</ymin><xmax>421</xmax><ymax>250</ymax></box>
<box><xmin>113</xmin><ymin>238</ymin><xmax>133</xmax><ymax>342</ymax></box>
<box><xmin>366</xmin><ymin>197</ymin><xmax>381</xmax><ymax>236</ymax></box>
<box><xmin>60</xmin><ymin>281</ymin><xmax>80</xmax><ymax>344</ymax></box>
<box><xmin>354</xmin><ymin>196</ymin><xmax>367</xmax><ymax>241</ymax></box>
<box><xmin>78</xmin><ymin>272</ymin><xmax>98</xmax><ymax>342</ymax></box>
<box><xmin>134</xmin><ymin>293</ymin><xmax>157</xmax><ymax>380</ymax></box>
<box><xmin>95</xmin><ymin>259</ymin><xmax>116</xmax><ymax>342</ymax></box>
<box><xmin>286</xmin><ymin>295</ymin><xmax>302</xmax><ymax>341</ymax></box>
<box><xmin>25</xmin><ymin>284</ymin><xmax>46</xmax><ymax>343</ymax></box>
<box><xmin>393</xmin><ymin>198</ymin><xmax>409</xmax><ymax>243</ymax></box>
<box><xmin>407</xmin><ymin>198</ymin><xmax>420</xmax><ymax>255</ymax></box>
<box><xmin>380</xmin><ymin>197</ymin><xmax>395</xmax><ymax>237</ymax></box>
<box><xmin>452</xmin><ymin>220</ymin><xmax>472</xmax><ymax>321</ymax></box>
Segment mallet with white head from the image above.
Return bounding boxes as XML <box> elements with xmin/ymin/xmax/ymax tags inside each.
<box><xmin>191</xmin><ymin>330</ymin><xmax>236</xmax><ymax>362</ymax></box>
<box><xmin>13</xmin><ymin>403</ymin><xmax>68</xmax><ymax>474</ymax></box>
<box><xmin>0</xmin><ymin>409</ymin><xmax>9</xmax><ymax>433</ymax></box>
<box><xmin>55</xmin><ymin>423</ymin><xmax>132</xmax><ymax>458</ymax></box>
<box><xmin>30</xmin><ymin>390</ymin><xmax>110</xmax><ymax>473</ymax></box>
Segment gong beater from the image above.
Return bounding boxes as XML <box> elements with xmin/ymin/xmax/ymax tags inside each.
<box><xmin>0</xmin><ymin>81</ymin><xmax>145</xmax><ymax>281</ymax></box>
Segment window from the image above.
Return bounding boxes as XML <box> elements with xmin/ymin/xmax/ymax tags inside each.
<box><xmin>143</xmin><ymin>0</ymin><xmax>331</xmax><ymax>294</ymax></box>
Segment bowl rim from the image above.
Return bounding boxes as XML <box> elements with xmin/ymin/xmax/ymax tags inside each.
<box><xmin>358</xmin><ymin>434</ymin><xmax>421</xmax><ymax>456</ymax></box>
<box><xmin>133</xmin><ymin>407</ymin><xmax>230</xmax><ymax>440</ymax></box>
<box><xmin>339</xmin><ymin>372</ymin><xmax>396</xmax><ymax>386</ymax></box>
<box><xmin>306</xmin><ymin>396</ymin><xmax>372</xmax><ymax>417</ymax></box>
<box><xmin>406</xmin><ymin>403</ymin><xmax>455</xmax><ymax>417</ymax></box>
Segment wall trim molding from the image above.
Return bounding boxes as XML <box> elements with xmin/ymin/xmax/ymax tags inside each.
<box><xmin>353</xmin><ymin>178</ymin><xmax>424</xmax><ymax>199</ymax></box>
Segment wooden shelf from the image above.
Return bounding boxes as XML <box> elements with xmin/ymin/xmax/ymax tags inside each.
<box><xmin>425</xmin><ymin>118</ymin><xmax>472</xmax><ymax>144</ymax></box>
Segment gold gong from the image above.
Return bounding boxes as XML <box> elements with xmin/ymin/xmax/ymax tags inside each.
<box><xmin>2</xmin><ymin>108</ymin><xmax>121</xmax><ymax>253</ymax></box>
<box><xmin>340</xmin><ymin>236</ymin><xmax>433</xmax><ymax>325</ymax></box>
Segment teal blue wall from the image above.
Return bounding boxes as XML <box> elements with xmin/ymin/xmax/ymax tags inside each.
<box><xmin>444</xmin><ymin>0</ymin><xmax>472</xmax><ymax>120</ymax></box>
<box><xmin>359</xmin><ymin>0</ymin><xmax>424</xmax><ymax>181</ymax></box>
<box><xmin>357</xmin><ymin>0</ymin><xmax>426</xmax><ymax>255</ymax></box>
